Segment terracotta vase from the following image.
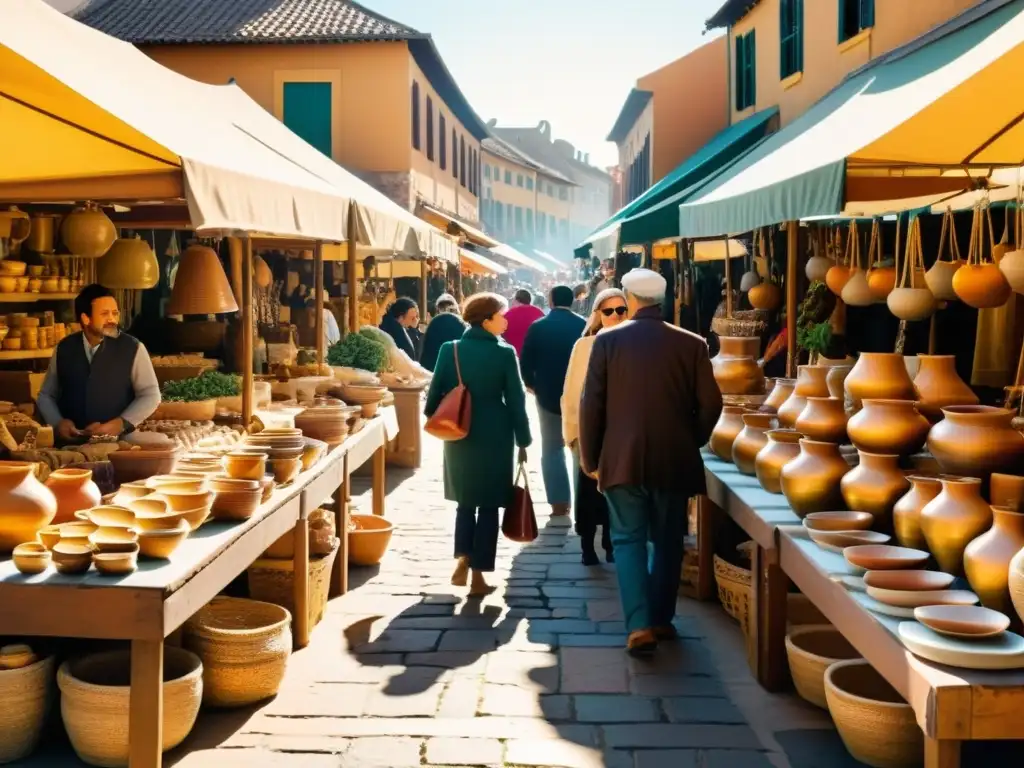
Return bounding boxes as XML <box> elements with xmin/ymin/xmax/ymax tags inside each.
<box><xmin>825</xmin><ymin>366</ymin><xmax>852</xmax><ymax>399</ymax></box>
<box><xmin>892</xmin><ymin>476</ymin><xmax>942</xmax><ymax>550</ymax></box>
<box><xmin>45</xmin><ymin>468</ymin><xmax>102</xmax><ymax>525</ymax></box>
<box><xmin>844</xmin><ymin>353</ymin><xmax>915</xmax><ymax>413</ymax></box>
<box><xmin>0</xmin><ymin>462</ymin><xmax>58</xmax><ymax>553</ymax></box>
<box><xmin>840</xmin><ymin>452</ymin><xmax>909</xmax><ymax>531</ymax></box>
<box><xmin>990</xmin><ymin>473</ymin><xmax>1024</xmax><ymax>511</ymax></box>
<box><xmin>755</xmin><ymin>429</ymin><xmax>803</xmax><ymax>494</ymax></box>
<box><xmin>777</xmin><ymin>365</ymin><xmax>830</xmax><ymax>428</ymax></box>
<box><xmin>964</xmin><ymin>506</ymin><xmax>1024</xmax><ymax>613</ymax></box>
<box><xmin>732</xmin><ymin>414</ymin><xmax>777</xmax><ymax>475</ymax></box>
<box><xmin>920</xmin><ymin>477</ymin><xmax>993</xmax><ymax>575</ymax></box>
<box><xmin>928</xmin><ymin>406</ymin><xmax>1024</xmax><ymax>481</ymax></box>
<box><xmin>760</xmin><ymin>378</ymin><xmax>795</xmax><ymax>415</ymax></box>
<box><xmin>711</xmin><ymin>337</ymin><xmax>764</xmax><ymax>395</ymax></box>
<box><xmin>912</xmin><ymin>355</ymin><xmax>979</xmax><ymax>422</ymax></box>
<box><xmin>794</xmin><ymin>396</ymin><xmax>848</xmax><ymax>444</ymax></box>
<box><xmin>709</xmin><ymin>407</ymin><xmax>748</xmax><ymax>462</ymax></box>
<box><xmin>780</xmin><ymin>439</ymin><xmax>849</xmax><ymax>518</ymax></box>
<box><xmin>847</xmin><ymin>399</ymin><xmax>929</xmax><ymax>456</ymax></box>
<box><xmin>59</xmin><ymin>203</ymin><xmax>116</xmax><ymax>259</ymax></box>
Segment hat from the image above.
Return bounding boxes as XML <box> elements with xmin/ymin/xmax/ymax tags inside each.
<box><xmin>621</xmin><ymin>268</ymin><xmax>667</xmax><ymax>298</ymax></box>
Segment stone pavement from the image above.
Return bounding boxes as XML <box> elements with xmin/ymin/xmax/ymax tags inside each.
<box><xmin>165</xmin><ymin>405</ymin><xmax>867</xmax><ymax>768</ymax></box>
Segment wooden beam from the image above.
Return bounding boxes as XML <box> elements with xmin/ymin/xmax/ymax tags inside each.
<box><xmin>347</xmin><ymin>201</ymin><xmax>358</xmax><ymax>334</ymax></box>
<box><xmin>786</xmin><ymin>222</ymin><xmax>799</xmax><ymax>378</ymax></box>
<box><xmin>314</xmin><ymin>241</ymin><xmax>325</xmax><ymax>367</ymax></box>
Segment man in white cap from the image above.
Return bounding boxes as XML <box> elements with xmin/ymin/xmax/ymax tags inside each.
<box><xmin>579</xmin><ymin>267</ymin><xmax>722</xmax><ymax>656</ymax></box>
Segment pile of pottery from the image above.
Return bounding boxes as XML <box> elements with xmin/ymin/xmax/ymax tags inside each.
<box><xmin>294</xmin><ymin>402</ymin><xmax>358</xmax><ymax>448</ymax></box>
<box><xmin>241</xmin><ymin>428</ymin><xmax>304</xmax><ymax>485</ymax></box>
<box><xmin>336</xmin><ymin>384</ymin><xmax>388</xmax><ymax>418</ymax></box>
<box><xmin>710</xmin><ymin>336</ymin><xmax>766</xmax><ymax>405</ymax></box>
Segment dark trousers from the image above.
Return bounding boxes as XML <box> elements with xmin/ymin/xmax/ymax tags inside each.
<box><xmin>579</xmin><ymin>521</ymin><xmax>612</xmax><ymax>557</ymax></box>
<box><xmin>454</xmin><ymin>505</ymin><xmax>499</xmax><ymax>572</ymax></box>
<box><xmin>604</xmin><ymin>486</ymin><xmax>689</xmax><ymax>633</ymax></box>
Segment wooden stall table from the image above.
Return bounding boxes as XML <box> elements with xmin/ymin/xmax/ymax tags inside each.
<box><xmin>779</xmin><ymin>525</ymin><xmax>1024</xmax><ymax>768</ymax></box>
<box><xmin>701</xmin><ymin>453</ymin><xmax>801</xmax><ymax>691</ymax></box>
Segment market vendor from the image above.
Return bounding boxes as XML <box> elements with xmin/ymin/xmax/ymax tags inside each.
<box><xmin>37</xmin><ymin>284</ymin><xmax>161</xmax><ymax>444</ymax></box>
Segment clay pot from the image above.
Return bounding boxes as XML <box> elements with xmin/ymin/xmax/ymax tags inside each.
<box><xmin>732</xmin><ymin>414</ymin><xmax>777</xmax><ymax>475</ymax></box>
<box><xmin>45</xmin><ymin>468</ymin><xmax>102</xmax><ymax>525</ymax></box>
<box><xmin>927</xmin><ymin>405</ymin><xmax>1024</xmax><ymax>481</ymax></box>
<box><xmin>825</xmin><ymin>265</ymin><xmax>854</xmax><ymax>297</ymax></box>
<box><xmin>711</xmin><ymin>337</ymin><xmax>764</xmax><ymax>395</ymax></box>
<box><xmin>59</xmin><ymin>203</ymin><xmax>116</xmax><ymax>259</ymax></box>
<box><xmin>794</xmin><ymin>397</ymin><xmax>848</xmax><ymax>444</ymax></box>
<box><xmin>97</xmin><ymin>236</ymin><xmax>159</xmax><ymax>290</ymax></box>
<box><xmin>777</xmin><ymin>365</ymin><xmax>830</xmax><ymax>428</ymax></box>
<box><xmin>840</xmin><ymin>452</ymin><xmax>909</xmax><ymax>531</ymax></box>
<box><xmin>806</xmin><ymin>254</ymin><xmax>833</xmax><ymax>282</ymax></box>
<box><xmin>748</xmin><ymin>282</ymin><xmax>782</xmax><ymax>311</ymax></box>
<box><xmin>912</xmin><ymin>355</ymin><xmax>978</xmax><ymax>421</ymax></box>
<box><xmin>840</xmin><ymin>269</ymin><xmax>874</xmax><ymax>307</ymax></box>
<box><xmin>926</xmin><ymin>260</ymin><xmax>963</xmax><ymax>301</ymax></box>
<box><xmin>990</xmin><ymin>474</ymin><xmax>1024</xmax><ymax>512</ymax></box>
<box><xmin>893</xmin><ymin>476</ymin><xmax>942</xmax><ymax>551</ymax></box>
<box><xmin>740</xmin><ymin>270</ymin><xmax>760</xmax><ymax>292</ymax></box>
<box><xmin>844</xmin><ymin>353</ymin><xmax>915</xmax><ymax>413</ymax></box>
<box><xmin>755</xmin><ymin>429</ymin><xmax>803</xmax><ymax>494</ymax></box>
<box><xmin>825</xmin><ymin>366</ymin><xmax>852</xmax><ymax>399</ymax></box>
<box><xmin>953</xmin><ymin>263</ymin><xmax>1012</xmax><ymax>309</ymax></box>
<box><xmin>920</xmin><ymin>477</ymin><xmax>992</xmax><ymax>575</ymax></box>
<box><xmin>867</xmin><ymin>267</ymin><xmax>897</xmax><ymax>300</ymax></box>
<box><xmin>847</xmin><ymin>399</ymin><xmax>929</xmax><ymax>456</ymax></box>
<box><xmin>780</xmin><ymin>439</ymin><xmax>849</xmax><ymax>518</ymax></box>
<box><xmin>709</xmin><ymin>407</ymin><xmax>748</xmax><ymax>462</ymax></box>
<box><xmin>887</xmin><ymin>286</ymin><xmax>936</xmax><ymax>321</ymax></box>
<box><xmin>964</xmin><ymin>506</ymin><xmax>1024</xmax><ymax>613</ymax></box>
<box><xmin>760</xmin><ymin>378</ymin><xmax>795</xmax><ymax>415</ymax></box>
<box><xmin>0</xmin><ymin>462</ymin><xmax>58</xmax><ymax>553</ymax></box>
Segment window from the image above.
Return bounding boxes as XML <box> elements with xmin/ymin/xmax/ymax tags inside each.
<box><xmin>505</xmin><ymin>170</ymin><xmax>512</xmax><ymax>184</ymax></box>
<box><xmin>470</xmin><ymin>149</ymin><xmax>477</xmax><ymax>194</ymax></box>
<box><xmin>780</xmin><ymin>0</ymin><xmax>804</xmax><ymax>78</ymax></box>
<box><xmin>558</xmin><ymin>186</ymin><xmax>568</xmax><ymax>201</ymax></box>
<box><xmin>451</xmin><ymin>129</ymin><xmax>458</xmax><ymax>178</ymax></box>
<box><xmin>411</xmin><ymin>81</ymin><xmax>421</xmax><ymax>150</ymax></box>
<box><xmin>439</xmin><ymin>115</ymin><xmax>447</xmax><ymax>170</ymax></box>
<box><xmin>734</xmin><ymin>30</ymin><xmax>756</xmax><ymax>111</ymax></box>
<box><xmin>559</xmin><ymin>219</ymin><xmax>569</xmax><ymax>241</ymax></box>
<box><xmin>484</xmin><ymin>164</ymin><xmax>491</xmax><ymax>179</ymax></box>
<box><xmin>283</xmin><ymin>82</ymin><xmax>333</xmax><ymax>157</ymax></box>
<box><xmin>526</xmin><ymin>177</ymin><xmax>534</xmax><ymax>191</ymax></box>
<box><xmin>516</xmin><ymin>174</ymin><xmax>524</xmax><ymax>188</ymax></box>
<box><xmin>839</xmin><ymin>0</ymin><xmax>874</xmax><ymax>42</ymax></box>
<box><xmin>547</xmin><ymin>183</ymin><xmax>555</xmax><ymax>196</ymax></box>
<box><xmin>459</xmin><ymin>136</ymin><xmax>466</xmax><ymax>188</ymax></box>
<box><xmin>525</xmin><ymin>208</ymin><xmax>533</xmax><ymax>237</ymax></box>
<box><xmin>507</xmin><ymin>204</ymin><xmax>514</xmax><ymax>233</ymax></box>
<box><xmin>425</xmin><ymin>96</ymin><xmax>435</xmax><ymax>161</ymax></box>
<box><xmin>550</xmin><ymin>216</ymin><xmax>557</xmax><ymax>235</ymax></box>
<box><xmin>515</xmin><ymin>206</ymin><xmax>524</xmax><ymax>235</ymax></box>
<box><xmin>538</xmin><ymin>211</ymin><xmax>546</xmax><ymax>240</ymax></box>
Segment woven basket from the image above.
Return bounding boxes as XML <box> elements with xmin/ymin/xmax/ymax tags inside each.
<box><xmin>183</xmin><ymin>597</ymin><xmax>292</xmax><ymax>708</ymax></box>
<box><xmin>0</xmin><ymin>654</ymin><xmax>54</xmax><ymax>763</ymax></box>
<box><xmin>786</xmin><ymin>625</ymin><xmax>861</xmax><ymax>709</ymax></box>
<box><xmin>711</xmin><ymin>311</ymin><xmax>768</xmax><ymax>339</ymax></box>
<box><xmin>150</xmin><ymin>399</ymin><xmax>217</xmax><ymax>421</ymax></box>
<box><xmin>248</xmin><ymin>539</ymin><xmax>339</xmax><ymax>638</ymax></box>
<box><xmin>57</xmin><ymin>647</ymin><xmax>202</xmax><ymax>768</ymax></box>
<box><xmin>714</xmin><ymin>554</ymin><xmax>751</xmax><ymax>628</ymax></box>
<box><xmin>825</xmin><ymin>659</ymin><xmax>923</xmax><ymax>768</ymax></box>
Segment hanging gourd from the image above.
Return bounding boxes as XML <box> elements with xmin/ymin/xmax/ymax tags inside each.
<box><xmin>97</xmin><ymin>234</ymin><xmax>159</xmax><ymax>289</ymax></box>
<box><xmin>888</xmin><ymin>216</ymin><xmax>936</xmax><ymax>321</ymax></box>
<box><xmin>739</xmin><ymin>237</ymin><xmax>760</xmax><ymax>292</ymax></box>
<box><xmin>254</xmin><ymin>254</ymin><xmax>273</xmax><ymax>289</ymax></box>
<box><xmin>825</xmin><ymin>226</ymin><xmax>854</xmax><ymax>296</ymax></box>
<box><xmin>748</xmin><ymin>227</ymin><xmax>782</xmax><ymax>311</ymax></box>
<box><xmin>865</xmin><ymin>219</ymin><xmax>896</xmax><ymax>300</ymax></box>
<box><xmin>841</xmin><ymin>220</ymin><xmax>873</xmax><ymax>306</ymax></box>
<box><xmin>60</xmin><ymin>202</ymin><xmax>117</xmax><ymax>259</ymax></box>
<box><xmin>952</xmin><ymin>201</ymin><xmax>1012</xmax><ymax>308</ymax></box>
<box><xmin>999</xmin><ymin>197</ymin><xmax>1024</xmax><ymax>293</ymax></box>
<box><xmin>924</xmin><ymin>207</ymin><xmax>963</xmax><ymax>301</ymax></box>
<box><xmin>805</xmin><ymin>226</ymin><xmax>834</xmax><ymax>282</ymax></box>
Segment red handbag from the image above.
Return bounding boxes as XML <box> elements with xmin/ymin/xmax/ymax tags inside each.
<box><xmin>502</xmin><ymin>461</ymin><xmax>538</xmax><ymax>542</ymax></box>
<box><xmin>424</xmin><ymin>342</ymin><xmax>471</xmax><ymax>441</ymax></box>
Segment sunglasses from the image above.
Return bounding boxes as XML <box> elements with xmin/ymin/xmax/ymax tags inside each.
<box><xmin>600</xmin><ymin>306</ymin><xmax>628</xmax><ymax>317</ymax></box>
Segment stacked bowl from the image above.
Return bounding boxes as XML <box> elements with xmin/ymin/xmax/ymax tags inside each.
<box><xmin>294</xmin><ymin>404</ymin><xmax>355</xmax><ymax>448</ymax></box>
<box><xmin>242</xmin><ymin>429</ymin><xmax>304</xmax><ymax>484</ymax></box>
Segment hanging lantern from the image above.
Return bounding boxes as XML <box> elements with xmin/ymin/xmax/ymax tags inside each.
<box><xmin>952</xmin><ymin>203</ymin><xmax>1012</xmax><ymax>309</ymax></box>
<box><xmin>254</xmin><ymin>255</ymin><xmax>273</xmax><ymax>289</ymax></box>
<box><xmin>60</xmin><ymin>202</ymin><xmax>116</xmax><ymax>259</ymax></box>
<box><xmin>167</xmin><ymin>244</ymin><xmax>238</xmax><ymax>315</ymax></box>
<box><xmin>97</xmin><ymin>235</ymin><xmax>159</xmax><ymax>290</ymax></box>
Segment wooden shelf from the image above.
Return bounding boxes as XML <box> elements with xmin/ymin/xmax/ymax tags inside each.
<box><xmin>0</xmin><ymin>348</ymin><xmax>54</xmax><ymax>361</ymax></box>
<box><xmin>0</xmin><ymin>292</ymin><xmax>76</xmax><ymax>304</ymax></box>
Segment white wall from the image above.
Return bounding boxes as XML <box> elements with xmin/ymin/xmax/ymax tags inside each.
<box><xmin>43</xmin><ymin>0</ymin><xmax>83</xmax><ymax>12</ymax></box>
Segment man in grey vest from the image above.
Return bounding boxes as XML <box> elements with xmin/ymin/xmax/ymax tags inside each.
<box><xmin>37</xmin><ymin>284</ymin><xmax>161</xmax><ymax>445</ymax></box>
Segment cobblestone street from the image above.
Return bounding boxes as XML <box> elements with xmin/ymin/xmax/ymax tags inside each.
<box><xmin>168</xmin><ymin>404</ymin><xmax>859</xmax><ymax>768</ymax></box>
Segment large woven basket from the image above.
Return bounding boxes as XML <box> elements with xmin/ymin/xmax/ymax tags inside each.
<box><xmin>785</xmin><ymin>625</ymin><xmax>861</xmax><ymax>709</ymax></box>
<box><xmin>714</xmin><ymin>554</ymin><xmax>751</xmax><ymax>629</ymax></box>
<box><xmin>183</xmin><ymin>597</ymin><xmax>291</xmax><ymax>708</ymax></box>
<box><xmin>57</xmin><ymin>647</ymin><xmax>202</xmax><ymax>768</ymax></box>
<box><xmin>248</xmin><ymin>539</ymin><xmax>339</xmax><ymax>639</ymax></box>
<box><xmin>0</xmin><ymin>654</ymin><xmax>54</xmax><ymax>763</ymax></box>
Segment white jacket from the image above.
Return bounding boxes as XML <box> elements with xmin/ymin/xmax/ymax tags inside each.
<box><xmin>561</xmin><ymin>334</ymin><xmax>597</xmax><ymax>446</ymax></box>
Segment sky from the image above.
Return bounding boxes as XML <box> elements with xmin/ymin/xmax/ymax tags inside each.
<box><xmin>363</xmin><ymin>0</ymin><xmax>727</xmax><ymax>169</ymax></box>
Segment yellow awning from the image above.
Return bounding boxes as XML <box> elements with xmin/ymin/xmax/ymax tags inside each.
<box><xmin>460</xmin><ymin>248</ymin><xmax>507</xmax><ymax>276</ymax></box>
<box><xmin>417</xmin><ymin>203</ymin><xmax>500</xmax><ymax>248</ymax></box>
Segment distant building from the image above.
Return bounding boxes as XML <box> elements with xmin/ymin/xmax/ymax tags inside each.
<box><xmin>43</xmin><ymin>0</ymin><xmax>82</xmax><ymax>11</ymax></box>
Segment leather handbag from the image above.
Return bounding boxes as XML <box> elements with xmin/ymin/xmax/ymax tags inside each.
<box><xmin>424</xmin><ymin>342</ymin><xmax>471</xmax><ymax>441</ymax></box>
<box><xmin>502</xmin><ymin>461</ymin><xmax>538</xmax><ymax>543</ymax></box>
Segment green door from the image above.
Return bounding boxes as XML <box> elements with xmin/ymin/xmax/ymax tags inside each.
<box><xmin>282</xmin><ymin>82</ymin><xmax>332</xmax><ymax>158</ymax></box>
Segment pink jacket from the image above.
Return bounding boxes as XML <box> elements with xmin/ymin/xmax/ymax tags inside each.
<box><xmin>502</xmin><ymin>304</ymin><xmax>544</xmax><ymax>356</ymax></box>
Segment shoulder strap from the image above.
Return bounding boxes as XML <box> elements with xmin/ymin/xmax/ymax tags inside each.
<box><xmin>452</xmin><ymin>341</ymin><xmax>463</xmax><ymax>386</ymax></box>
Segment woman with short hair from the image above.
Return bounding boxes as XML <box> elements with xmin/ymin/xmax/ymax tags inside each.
<box><xmin>379</xmin><ymin>297</ymin><xmax>419</xmax><ymax>360</ymax></box>
<box><xmin>421</xmin><ymin>294</ymin><xmax>466</xmax><ymax>371</ymax></box>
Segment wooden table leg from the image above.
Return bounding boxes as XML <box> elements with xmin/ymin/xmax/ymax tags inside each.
<box><xmin>372</xmin><ymin>442</ymin><xmax>386</xmax><ymax>517</ymax></box>
<box><xmin>925</xmin><ymin>737</ymin><xmax>961</xmax><ymax>768</ymax></box>
<box><xmin>128</xmin><ymin>639</ymin><xmax>163</xmax><ymax>768</ymax></box>
<box><xmin>329</xmin><ymin>454</ymin><xmax>350</xmax><ymax>598</ymax></box>
<box><xmin>756</xmin><ymin>546</ymin><xmax>789</xmax><ymax>692</ymax></box>
<box><xmin>696</xmin><ymin>496</ymin><xmax>717</xmax><ymax>601</ymax></box>
<box><xmin>293</xmin><ymin>514</ymin><xmax>310</xmax><ymax>648</ymax></box>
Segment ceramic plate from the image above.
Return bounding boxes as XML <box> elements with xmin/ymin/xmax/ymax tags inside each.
<box><xmin>858</xmin><ymin>593</ymin><xmax>917</xmax><ymax>619</ymax></box>
<box><xmin>898</xmin><ymin>622</ymin><xmax>1024</xmax><ymax>669</ymax></box>
<box><xmin>829</xmin><ymin>574</ymin><xmax>866</xmax><ymax>592</ymax></box>
<box><xmin>865</xmin><ymin>587</ymin><xmax>979</xmax><ymax>610</ymax></box>
<box><xmin>913</xmin><ymin>605</ymin><xmax>1011</xmax><ymax>639</ymax></box>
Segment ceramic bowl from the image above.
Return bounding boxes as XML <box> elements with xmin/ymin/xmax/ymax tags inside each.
<box><xmin>914</xmin><ymin>605</ymin><xmax>1011</xmax><ymax>639</ymax></box>
<box><xmin>145</xmin><ymin>475</ymin><xmax>207</xmax><ymax>493</ymax></box>
<box><xmin>58</xmin><ymin>521</ymin><xmax>97</xmax><ymax>543</ymax></box>
<box><xmin>147</xmin><ymin>489</ymin><xmax>214</xmax><ymax>513</ymax></box>
<box><xmin>223</xmin><ymin>452</ymin><xmax>267</xmax><ymax>481</ymax></box>
<box><xmin>270</xmin><ymin>456</ymin><xmax>302</xmax><ymax>484</ymax></box>
<box><xmin>210</xmin><ymin>489</ymin><xmax>261</xmax><ymax>521</ymax></box>
<box><xmin>137</xmin><ymin>521</ymin><xmax>190</xmax><ymax>559</ymax></box>
<box><xmin>866</xmin><ymin>587</ymin><xmax>978</xmax><ymax>609</ymax></box>
<box><xmin>37</xmin><ymin>525</ymin><xmax>61</xmax><ymax>550</ymax></box>
<box><xmin>802</xmin><ymin>511</ymin><xmax>875</xmax><ymax>532</ymax></box>
<box><xmin>208</xmin><ymin>476</ymin><xmax>261</xmax><ymax>492</ymax></box>
<box><xmin>52</xmin><ymin>542</ymin><xmax>93</xmax><ymax>574</ymax></box>
<box><xmin>112</xmin><ymin>481</ymin><xmax>153</xmax><ymax>506</ymax></box>
<box><xmin>175</xmin><ymin>506</ymin><xmax>211</xmax><ymax>531</ymax></box>
<box><xmin>808</xmin><ymin>530</ymin><xmax>890</xmax><ymax>552</ymax></box>
<box><xmin>844</xmin><ymin>545</ymin><xmax>930</xmax><ymax>572</ymax></box>
<box><xmin>83</xmin><ymin>505</ymin><xmax>135</xmax><ymax>528</ymax></box>
<box><xmin>862</xmin><ymin>570</ymin><xmax>955</xmax><ymax>591</ymax></box>
<box><xmin>92</xmin><ymin>548</ymin><xmax>139</xmax><ymax>575</ymax></box>
<box><xmin>89</xmin><ymin>526</ymin><xmax>139</xmax><ymax>554</ymax></box>
<box><xmin>13</xmin><ymin>542</ymin><xmax>51</xmax><ymax>575</ymax></box>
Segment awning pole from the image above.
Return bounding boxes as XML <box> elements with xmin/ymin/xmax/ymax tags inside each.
<box><xmin>724</xmin><ymin>238</ymin><xmax>732</xmax><ymax>318</ymax></box>
<box><xmin>241</xmin><ymin>236</ymin><xmax>254</xmax><ymax>429</ymax></box>
<box><xmin>313</xmin><ymin>241</ymin><xmax>324</xmax><ymax>368</ymax></box>
<box><xmin>347</xmin><ymin>201</ymin><xmax>358</xmax><ymax>334</ymax></box>
<box><xmin>786</xmin><ymin>222</ymin><xmax>798</xmax><ymax>378</ymax></box>
<box><xmin>419</xmin><ymin>261</ymin><xmax>429</xmax><ymax>318</ymax></box>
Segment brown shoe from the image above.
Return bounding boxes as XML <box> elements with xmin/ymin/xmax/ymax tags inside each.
<box><xmin>653</xmin><ymin>625</ymin><xmax>679</xmax><ymax>642</ymax></box>
<box><xmin>551</xmin><ymin>503</ymin><xmax>570</xmax><ymax>517</ymax></box>
<box><xmin>626</xmin><ymin>629</ymin><xmax>658</xmax><ymax>657</ymax></box>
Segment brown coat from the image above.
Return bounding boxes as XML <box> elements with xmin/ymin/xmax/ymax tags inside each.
<box><xmin>579</xmin><ymin>306</ymin><xmax>723</xmax><ymax>495</ymax></box>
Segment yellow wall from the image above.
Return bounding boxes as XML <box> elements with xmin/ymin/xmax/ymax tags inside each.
<box><xmin>731</xmin><ymin>0</ymin><xmax>984</xmax><ymax>126</ymax></box>
<box><xmin>481</xmin><ymin>148</ymin><xmax>573</xmax><ymax>248</ymax></box>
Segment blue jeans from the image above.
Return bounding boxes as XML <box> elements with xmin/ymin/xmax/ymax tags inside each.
<box><xmin>537</xmin><ymin>406</ymin><xmax>571</xmax><ymax>506</ymax></box>
<box><xmin>454</xmin><ymin>506</ymin><xmax>499</xmax><ymax>572</ymax></box>
<box><xmin>604</xmin><ymin>486</ymin><xmax>689</xmax><ymax>633</ymax></box>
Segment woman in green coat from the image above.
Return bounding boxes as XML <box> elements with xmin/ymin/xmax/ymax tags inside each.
<box><xmin>424</xmin><ymin>292</ymin><xmax>532</xmax><ymax>595</ymax></box>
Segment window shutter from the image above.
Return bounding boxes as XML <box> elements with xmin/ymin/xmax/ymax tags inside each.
<box><xmin>779</xmin><ymin>0</ymin><xmax>788</xmax><ymax>80</ymax></box>
<box><xmin>796</xmin><ymin>0</ymin><xmax>804</xmax><ymax>72</ymax></box>
<box><xmin>838</xmin><ymin>0</ymin><xmax>847</xmax><ymax>43</ymax></box>
<box><xmin>860</xmin><ymin>0</ymin><xmax>875</xmax><ymax>29</ymax></box>
<box><xmin>747</xmin><ymin>30</ymin><xmax>757</xmax><ymax>106</ymax></box>
<box><xmin>735</xmin><ymin>34</ymin><xmax>745</xmax><ymax>111</ymax></box>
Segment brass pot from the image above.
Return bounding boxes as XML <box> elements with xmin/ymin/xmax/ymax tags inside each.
<box><xmin>711</xmin><ymin>337</ymin><xmax>764</xmax><ymax>395</ymax></box>
<box><xmin>780</xmin><ymin>439</ymin><xmax>849</xmax><ymax>518</ymax></box>
<box><xmin>839</xmin><ymin>452</ymin><xmax>909</xmax><ymax>531</ymax></box>
<box><xmin>920</xmin><ymin>477</ymin><xmax>992</xmax><ymax>575</ymax></box>
<box><xmin>927</xmin><ymin>406</ymin><xmax>1024</xmax><ymax>481</ymax></box>
<box><xmin>964</xmin><ymin>506</ymin><xmax>1024</xmax><ymax>613</ymax></box>
<box><xmin>755</xmin><ymin>429</ymin><xmax>802</xmax><ymax>494</ymax></box>
<box><xmin>825</xmin><ymin>366</ymin><xmax>852</xmax><ymax>399</ymax></box>
<box><xmin>892</xmin><ymin>476</ymin><xmax>941</xmax><ymax>550</ymax></box>
<box><xmin>777</xmin><ymin>365</ymin><xmax>830</xmax><ymax>428</ymax></box>
<box><xmin>59</xmin><ymin>203</ymin><xmax>116</xmax><ymax>259</ymax></box>
<box><xmin>794</xmin><ymin>396</ymin><xmax>848</xmax><ymax>444</ymax></box>
<box><xmin>732</xmin><ymin>413</ymin><xmax>777</xmax><ymax>475</ymax></box>
<box><xmin>844</xmin><ymin>353</ymin><xmax>915</xmax><ymax>413</ymax></box>
<box><xmin>1009</xmin><ymin>546</ymin><xmax>1024</xmax><ymax>628</ymax></box>
<box><xmin>912</xmin><ymin>354</ymin><xmax>978</xmax><ymax>422</ymax></box>
<box><xmin>709</xmin><ymin>406</ymin><xmax>748</xmax><ymax>462</ymax></box>
<box><xmin>847</xmin><ymin>399</ymin><xmax>929</xmax><ymax>456</ymax></box>
<box><xmin>990</xmin><ymin>473</ymin><xmax>1024</xmax><ymax>511</ymax></box>
<box><xmin>26</xmin><ymin>214</ymin><xmax>58</xmax><ymax>254</ymax></box>
<box><xmin>761</xmin><ymin>378</ymin><xmax>795</xmax><ymax>415</ymax></box>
